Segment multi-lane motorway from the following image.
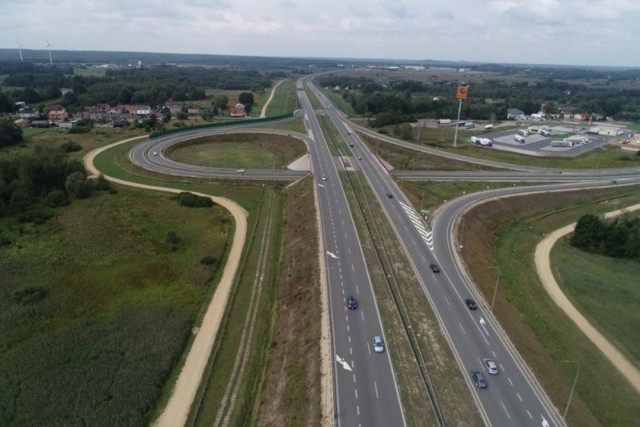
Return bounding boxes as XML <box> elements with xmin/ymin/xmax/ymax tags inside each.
<box><xmin>130</xmin><ymin>76</ymin><xmax>639</xmax><ymax>426</ymax></box>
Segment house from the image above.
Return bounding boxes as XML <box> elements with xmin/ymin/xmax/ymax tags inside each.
<box><xmin>48</xmin><ymin>105</ymin><xmax>68</xmax><ymax>123</ymax></box>
<box><xmin>229</xmin><ymin>103</ymin><xmax>246</xmax><ymax>117</ymax></box>
<box><xmin>507</xmin><ymin>108</ymin><xmax>524</xmax><ymax>120</ymax></box>
<box><xmin>19</xmin><ymin>106</ymin><xmax>41</xmax><ymax>120</ymax></box>
<box><xmin>187</xmin><ymin>107</ymin><xmax>200</xmax><ymax>116</ymax></box>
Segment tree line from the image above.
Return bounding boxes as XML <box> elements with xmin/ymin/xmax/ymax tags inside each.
<box><xmin>318</xmin><ymin>72</ymin><xmax>640</xmax><ymax>126</ymax></box>
<box><xmin>571</xmin><ymin>213</ymin><xmax>640</xmax><ymax>260</ymax></box>
<box><xmin>0</xmin><ymin>144</ymin><xmax>109</xmax><ymax>223</ymax></box>
<box><xmin>0</xmin><ymin>61</ymin><xmax>272</xmax><ymax>113</ymax></box>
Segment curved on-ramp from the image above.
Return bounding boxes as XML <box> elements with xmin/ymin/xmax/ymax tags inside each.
<box><xmin>534</xmin><ymin>204</ymin><xmax>640</xmax><ymax>394</ymax></box>
<box><xmin>84</xmin><ymin>137</ymin><xmax>248</xmax><ymax>427</ymax></box>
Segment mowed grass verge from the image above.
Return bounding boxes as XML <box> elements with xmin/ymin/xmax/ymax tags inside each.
<box><xmin>552</xmin><ymin>233</ymin><xmax>640</xmax><ymax>368</ymax></box>
<box><xmin>460</xmin><ymin>187</ymin><xmax>640</xmax><ymax>426</ymax></box>
<box><xmin>0</xmin><ymin>186</ymin><xmax>230</xmax><ymax>426</ymax></box>
<box><xmin>166</xmin><ymin>133</ymin><xmax>307</xmax><ymax>169</ymax></box>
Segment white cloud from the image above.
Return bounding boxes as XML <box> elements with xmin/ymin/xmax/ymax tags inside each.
<box><xmin>0</xmin><ymin>0</ymin><xmax>638</xmax><ymax>66</ymax></box>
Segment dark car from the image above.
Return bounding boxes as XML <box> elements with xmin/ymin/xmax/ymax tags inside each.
<box><xmin>465</xmin><ymin>298</ymin><xmax>478</xmax><ymax>310</ymax></box>
<box><xmin>386</xmin><ymin>193</ymin><xmax>393</xmax><ymax>198</ymax></box>
<box><xmin>471</xmin><ymin>371</ymin><xmax>488</xmax><ymax>388</ymax></box>
<box><xmin>347</xmin><ymin>295</ymin><xmax>358</xmax><ymax>310</ymax></box>
<box><xmin>430</xmin><ymin>264</ymin><xmax>440</xmax><ymax>273</ymax></box>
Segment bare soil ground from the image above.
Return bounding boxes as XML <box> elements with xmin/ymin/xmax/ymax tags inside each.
<box><xmin>256</xmin><ymin>176</ymin><xmax>323</xmax><ymax>426</ymax></box>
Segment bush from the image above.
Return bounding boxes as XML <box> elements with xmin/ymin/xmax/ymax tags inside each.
<box><xmin>166</xmin><ymin>231</ymin><xmax>182</xmax><ymax>251</ymax></box>
<box><xmin>65</xmin><ymin>171</ymin><xmax>94</xmax><ymax>199</ymax></box>
<box><xmin>176</xmin><ymin>192</ymin><xmax>214</xmax><ymax>208</ymax></box>
<box><xmin>13</xmin><ymin>286</ymin><xmax>47</xmax><ymax>305</ymax></box>
<box><xmin>95</xmin><ymin>174</ymin><xmax>111</xmax><ymax>191</ymax></box>
<box><xmin>60</xmin><ymin>141</ymin><xmax>83</xmax><ymax>153</ymax></box>
<box><xmin>18</xmin><ymin>208</ymin><xmax>55</xmax><ymax>224</ymax></box>
<box><xmin>46</xmin><ymin>189</ymin><xmax>71</xmax><ymax>208</ymax></box>
<box><xmin>200</xmin><ymin>256</ymin><xmax>217</xmax><ymax>265</ymax></box>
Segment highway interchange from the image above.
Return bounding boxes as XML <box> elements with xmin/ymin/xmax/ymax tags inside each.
<box><xmin>130</xmin><ymin>76</ymin><xmax>640</xmax><ymax>426</ymax></box>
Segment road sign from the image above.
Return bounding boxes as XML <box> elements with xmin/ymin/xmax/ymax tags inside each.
<box><xmin>456</xmin><ymin>85</ymin><xmax>469</xmax><ymax>100</ymax></box>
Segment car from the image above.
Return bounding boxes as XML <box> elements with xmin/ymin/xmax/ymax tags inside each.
<box><xmin>610</xmin><ymin>180</ymin><xmax>617</xmax><ymax>184</ymax></box>
<box><xmin>465</xmin><ymin>298</ymin><xmax>478</xmax><ymax>310</ymax></box>
<box><xmin>236</xmin><ymin>169</ymin><xmax>246</xmax><ymax>174</ymax></box>
<box><xmin>471</xmin><ymin>371</ymin><xmax>488</xmax><ymax>388</ymax></box>
<box><xmin>483</xmin><ymin>358</ymin><xmax>498</xmax><ymax>375</ymax></box>
<box><xmin>386</xmin><ymin>193</ymin><xmax>393</xmax><ymax>198</ymax></box>
<box><xmin>349</xmin><ymin>143</ymin><xmax>354</xmax><ymax>147</ymax></box>
<box><xmin>430</xmin><ymin>264</ymin><xmax>440</xmax><ymax>273</ymax></box>
<box><xmin>152</xmin><ymin>151</ymin><xmax>158</xmax><ymax>156</ymax></box>
<box><xmin>321</xmin><ymin>175</ymin><xmax>327</xmax><ymax>181</ymax></box>
<box><xmin>373</xmin><ymin>335</ymin><xmax>384</xmax><ymax>353</ymax></box>
<box><xmin>357</xmin><ymin>156</ymin><xmax>362</xmax><ymax>160</ymax></box>
<box><xmin>347</xmin><ymin>295</ymin><xmax>358</xmax><ymax>310</ymax></box>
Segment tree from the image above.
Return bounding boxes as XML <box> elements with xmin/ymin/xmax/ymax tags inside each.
<box><xmin>0</xmin><ymin>118</ymin><xmax>23</xmax><ymax>147</ymax></box>
<box><xmin>238</xmin><ymin>92</ymin><xmax>254</xmax><ymax>106</ymax></box>
<box><xmin>65</xmin><ymin>171</ymin><xmax>93</xmax><ymax>199</ymax></box>
<box><xmin>213</xmin><ymin>95</ymin><xmax>228</xmax><ymax>110</ymax></box>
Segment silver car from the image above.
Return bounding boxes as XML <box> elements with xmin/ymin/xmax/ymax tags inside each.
<box><xmin>483</xmin><ymin>358</ymin><xmax>499</xmax><ymax>375</ymax></box>
<box><xmin>373</xmin><ymin>336</ymin><xmax>384</xmax><ymax>353</ymax></box>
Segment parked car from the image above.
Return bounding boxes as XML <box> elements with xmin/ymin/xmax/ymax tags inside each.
<box><xmin>430</xmin><ymin>264</ymin><xmax>440</xmax><ymax>273</ymax></box>
<box><xmin>483</xmin><ymin>358</ymin><xmax>499</xmax><ymax>375</ymax></box>
<box><xmin>373</xmin><ymin>336</ymin><xmax>384</xmax><ymax>353</ymax></box>
<box><xmin>347</xmin><ymin>295</ymin><xmax>358</xmax><ymax>310</ymax></box>
<box><xmin>471</xmin><ymin>371</ymin><xmax>488</xmax><ymax>388</ymax></box>
<box><xmin>465</xmin><ymin>298</ymin><xmax>478</xmax><ymax>310</ymax></box>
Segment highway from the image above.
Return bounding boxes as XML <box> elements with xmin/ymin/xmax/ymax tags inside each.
<box><xmin>128</xmin><ymin>77</ymin><xmax>639</xmax><ymax>426</ymax></box>
<box><xmin>297</xmin><ymin>81</ymin><xmax>406</xmax><ymax>426</ymax></box>
<box><xmin>307</xmin><ymin>80</ymin><xmax>570</xmax><ymax>426</ymax></box>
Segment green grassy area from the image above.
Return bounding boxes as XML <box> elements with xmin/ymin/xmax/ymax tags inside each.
<box><xmin>0</xmin><ymin>186</ymin><xmax>229</xmax><ymax>426</ymax></box>
<box><xmin>264</xmin><ymin>79</ymin><xmax>298</xmax><ymax>116</ymax></box>
<box><xmin>552</xmin><ymin>233</ymin><xmax>640</xmax><ymax>368</ymax></box>
<box><xmin>462</xmin><ymin>188</ymin><xmax>640</xmax><ymax>426</ymax></box>
<box><xmin>190</xmin><ymin>185</ymin><xmax>285</xmax><ymax>426</ymax></box>
<box><xmin>166</xmin><ymin>133</ymin><xmax>306</xmax><ymax>169</ymax></box>
<box><xmin>320</xmin><ymin>88</ymin><xmax>356</xmax><ymax>117</ymax></box>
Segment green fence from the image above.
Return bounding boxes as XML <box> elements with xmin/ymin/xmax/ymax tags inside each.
<box><xmin>149</xmin><ymin>113</ymin><xmax>294</xmax><ymax>139</ymax></box>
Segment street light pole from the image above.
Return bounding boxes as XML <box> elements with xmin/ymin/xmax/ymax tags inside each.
<box><xmin>491</xmin><ymin>271</ymin><xmax>500</xmax><ymax>311</ymax></box>
<box><xmin>562</xmin><ymin>360</ymin><xmax>581</xmax><ymax>418</ymax></box>
<box><xmin>488</xmin><ymin>266</ymin><xmax>500</xmax><ymax>311</ymax></box>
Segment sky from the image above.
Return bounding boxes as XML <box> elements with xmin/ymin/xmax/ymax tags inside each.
<box><xmin>1</xmin><ymin>0</ymin><xmax>639</xmax><ymax>67</ymax></box>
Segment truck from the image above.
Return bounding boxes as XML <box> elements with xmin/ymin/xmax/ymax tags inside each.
<box><xmin>471</xmin><ymin>136</ymin><xmax>493</xmax><ymax>146</ymax></box>
<box><xmin>514</xmin><ymin>134</ymin><xmax>526</xmax><ymax>143</ymax></box>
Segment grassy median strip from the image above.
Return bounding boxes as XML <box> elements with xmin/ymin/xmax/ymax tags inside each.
<box><xmin>340</xmin><ymin>171</ymin><xmax>483</xmax><ymax>426</ymax></box>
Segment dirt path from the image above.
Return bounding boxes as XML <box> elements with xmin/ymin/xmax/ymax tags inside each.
<box><xmin>534</xmin><ymin>204</ymin><xmax>640</xmax><ymax>394</ymax></box>
<box><xmin>84</xmin><ymin>139</ymin><xmax>248</xmax><ymax>427</ymax></box>
<box><xmin>260</xmin><ymin>79</ymin><xmax>284</xmax><ymax>118</ymax></box>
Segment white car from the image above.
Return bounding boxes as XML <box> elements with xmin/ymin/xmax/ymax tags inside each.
<box><xmin>373</xmin><ymin>336</ymin><xmax>384</xmax><ymax>353</ymax></box>
<box><xmin>483</xmin><ymin>358</ymin><xmax>498</xmax><ymax>375</ymax></box>
<box><xmin>321</xmin><ymin>175</ymin><xmax>327</xmax><ymax>181</ymax></box>
<box><xmin>152</xmin><ymin>151</ymin><xmax>158</xmax><ymax>156</ymax></box>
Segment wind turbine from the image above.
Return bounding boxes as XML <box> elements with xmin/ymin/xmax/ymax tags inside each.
<box><xmin>15</xmin><ymin>40</ymin><xmax>24</xmax><ymax>62</ymax></box>
<box><xmin>45</xmin><ymin>39</ymin><xmax>53</xmax><ymax>65</ymax></box>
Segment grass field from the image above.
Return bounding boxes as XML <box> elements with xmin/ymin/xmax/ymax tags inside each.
<box><xmin>166</xmin><ymin>133</ymin><xmax>307</xmax><ymax>169</ymax></box>
<box><xmin>552</xmin><ymin>234</ymin><xmax>640</xmax><ymax>368</ymax></box>
<box><xmin>264</xmin><ymin>78</ymin><xmax>299</xmax><ymax>116</ymax></box>
<box><xmin>0</xmin><ymin>186</ymin><xmax>230</xmax><ymax>426</ymax></box>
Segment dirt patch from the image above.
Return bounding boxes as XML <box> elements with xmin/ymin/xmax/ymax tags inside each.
<box><xmin>256</xmin><ymin>176</ymin><xmax>323</xmax><ymax>426</ymax></box>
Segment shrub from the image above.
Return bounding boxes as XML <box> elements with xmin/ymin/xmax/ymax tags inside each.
<box><xmin>18</xmin><ymin>208</ymin><xmax>55</xmax><ymax>224</ymax></box>
<box><xmin>176</xmin><ymin>192</ymin><xmax>214</xmax><ymax>208</ymax></box>
<box><xmin>200</xmin><ymin>256</ymin><xmax>217</xmax><ymax>265</ymax></box>
<box><xmin>60</xmin><ymin>141</ymin><xmax>83</xmax><ymax>153</ymax></box>
<box><xmin>46</xmin><ymin>189</ymin><xmax>71</xmax><ymax>208</ymax></box>
<box><xmin>13</xmin><ymin>286</ymin><xmax>47</xmax><ymax>305</ymax></box>
<box><xmin>166</xmin><ymin>231</ymin><xmax>182</xmax><ymax>251</ymax></box>
<box><xmin>95</xmin><ymin>174</ymin><xmax>111</xmax><ymax>191</ymax></box>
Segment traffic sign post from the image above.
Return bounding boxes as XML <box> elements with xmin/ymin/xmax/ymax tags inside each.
<box><xmin>453</xmin><ymin>85</ymin><xmax>468</xmax><ymax>147</ymax></box>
